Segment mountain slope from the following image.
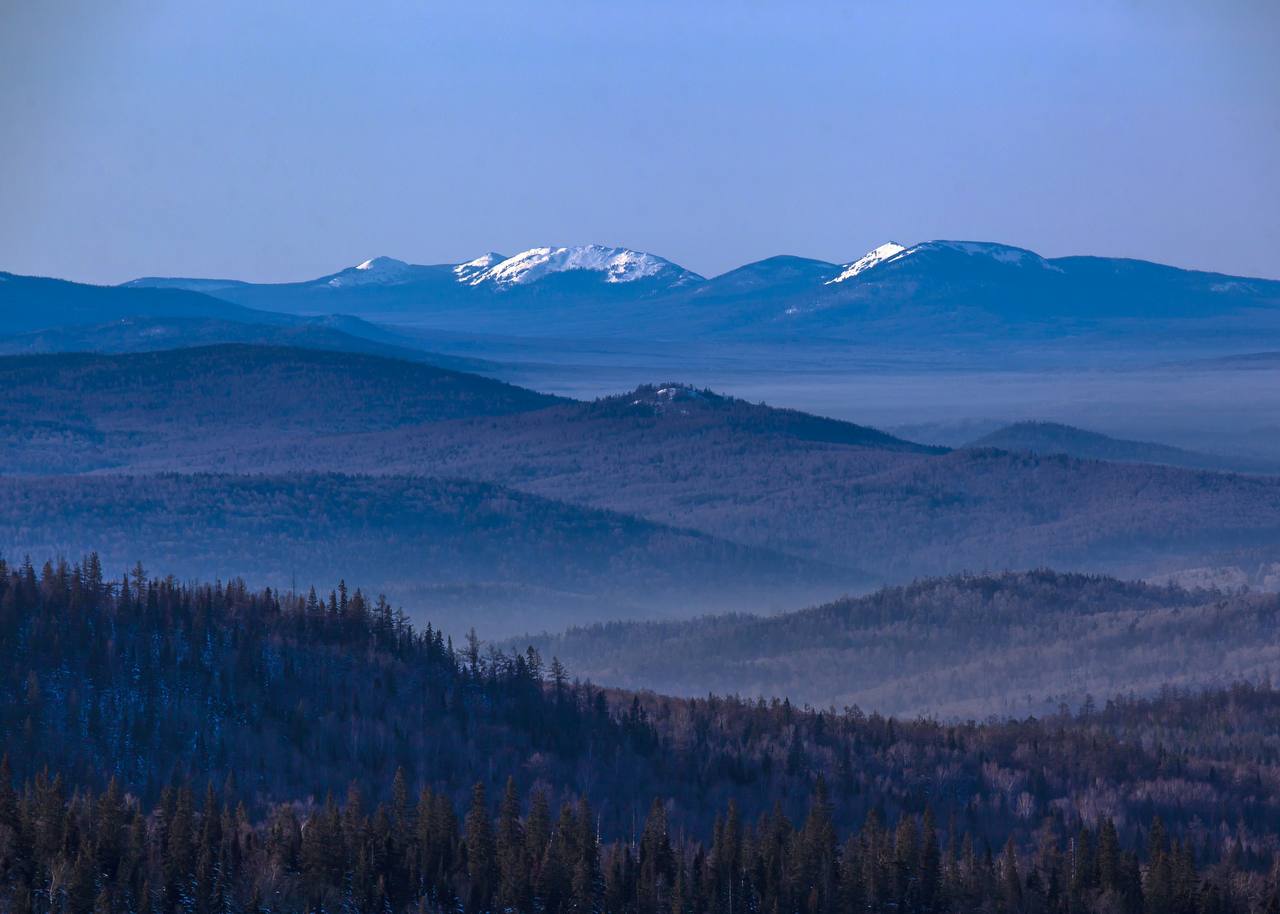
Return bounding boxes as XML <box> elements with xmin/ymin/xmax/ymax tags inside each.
<box><xmin>0</xmin><ymin>314</ymin><xmax>498</xmax><ymax>372</ymax></box>
<box><xmin>0</xmin><ymin>473</ymin><xmax>855</xmax><ymax>635</ymax></box>
<box><xmin>970</xmin><ymin>420</ymin><xmax>1280</xmax><ymax>474</ymax></box>
<box><xmin>0</xmin><ymin>271</ymin><xmax>282</xmax><ymax>333</ymax></box>
<box><xmin>520</xmin><ymin>570</ymin><xmax>1280</xmax><ymax>718</ymax></box>
<box><xmin>782</xmin><ymin>240</ymin><xmax>1280</xmax><ymax>340</ymax></box>
<box><xmin>0</xmin><ymin>344</ymin><xmax>561</xmax><ymax>473</ymax></box>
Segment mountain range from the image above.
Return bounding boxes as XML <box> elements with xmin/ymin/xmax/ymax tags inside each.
<box><xmin>5</xmin><ymin>239</ymin><xmax>1276</xmax><ymax>348</ymax></box>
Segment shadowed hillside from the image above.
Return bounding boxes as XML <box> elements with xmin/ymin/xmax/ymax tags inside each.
<box><xmin>518</xmin><ymin>570</ymin><xmax>1280</xmax><ymax>718</ymax></box>
<box><xmin>0</xmin><ymin>473</ymin><xmax>856</xmax><ymax>635</ymax></box>
<box><xmin>0</xmin><ymin>314</ymin><xmax>499</xmax><ymax>373</ymax></box>
<box><xmin>971</xmin><ymin>420</ymin><xmax>1279</xmax><ymax>474</ymax></box>
<box><xmin>0</xmin><ymin>271</ymin><xmax>276</xmax><ymax>332</ymax></box>
<box><xmin>0</xmin><ymin>345</ymin><xmax>560</xmax><ymax>473</ymax></box>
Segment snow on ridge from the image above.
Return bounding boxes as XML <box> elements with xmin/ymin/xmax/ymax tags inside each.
<box><xmin>463</xmin><ymin>244</ymin><xmax>694</xmax><ymax>287</ymax></box>
<box><xmin>329</xmin><ymin>256</ymin><xmax>414</xmax><ymax>288</ymax></box>
<box><xmin>827</xmin><ymin>240</ymin><xmax>1065</xmax><ymax>283</ymax></box>
<box><xmin>826</xmin><ymin>242</ymin><xmax>908</xmax><ymax>284</ymax></box>
<box><xmin>453</xmin><ymin>252</ymin><xmax>507</xmax><ymax>283</ymax></box>
<box><xmin>920</xmin><ymin>241</ymin><xmax>1066</xmax><ymax>272</ymax></box>
<box><xmin>355</xmin><ymin>256</ymin><xmax>409</xmax><ymax>272</ymax></box>
<box><xmin>926</xmin><ymin>241</ymin><xmax>1033</xmax><ymax>263</ymax></box>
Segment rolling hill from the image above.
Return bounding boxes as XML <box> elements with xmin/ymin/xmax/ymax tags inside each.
<box><xmin>0</xmin><ymin>270</ymin><xmax>285</xmax><ymax>332</ymax></box>
<box><xmin>0</xmin><ymin>473</ymin><xmax>854</xmax><ymax>636</ymax></box>
<box><xmin>518</xmin><ymin>570</ymin><xmax>1280</xmax><ymax>718</ymax></box>
<box><xmin>0</xmin><ymin>313</ymin><xmax>499</xmax><ymax>372</ymax></box>
<box><xmin>970</xmin><ymin>420</ymin><xmax>1280</xmax><ymax>474</ymax></box>
<box><xmin>0</xmin><ymin>344</ymin><xmax>559</xmax><ymax>473</ymax></box>
<box><xmin>5</xmin><ymin>346</ymin><xmax>1280</xmax><ymax>585</ymax></box>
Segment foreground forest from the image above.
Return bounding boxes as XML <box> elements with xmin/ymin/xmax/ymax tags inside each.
<box><xmin>3</xmin><ymin>556</ymin><xmax>1280</xmax><ymax>912</ymax></box>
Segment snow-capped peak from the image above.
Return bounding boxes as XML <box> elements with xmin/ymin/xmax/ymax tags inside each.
<box><xmin>355</xmin><ymin>256</ymin><xmax>409</xmax><ymax>273</ymax></box>
<box><xmin>826</xmin><ymin>242</ymin><xmax>908</xmax><ymax>284</ymax></box>
<box><xmin>462</xmin><ymin>244</ymin><xmax>697</xmax><ymax>288</ymax></box>
<box><xmin>452</xmin><ymin>252</ymin><xmax>507</xmax><ymax>283</ymax></box>
<box><xmin>328</xmin><ymin>256</ymin><xmax>415</xmax><ymax>288</ymax></box>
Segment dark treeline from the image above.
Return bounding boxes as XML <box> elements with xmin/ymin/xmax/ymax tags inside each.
<box><xmin>3</xmin><ymin>555</ymin><xmax>1280</xmax><ymax>911</ymax></box>
<box><xmin>4</xmin><ymin>765</ymin><xmax>1276</xmax><ymax>914</ymax></box>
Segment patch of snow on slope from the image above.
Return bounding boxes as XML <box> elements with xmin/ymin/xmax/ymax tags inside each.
<box><xmin>453</xmin><ymin>252</ymin><xmax>507</xmax><ymax>284</ymax></box>
<box><xmin>465</xmin><ymin>245</ymin><xmax>694</xmax><ymax>287</ymax></box>
<box><xmin>826</xmin><ymin>242</ymin><xmax>907</xmax><ymax>284</ymax></box>
<box><xmin>910</xmin><ymin>241</ymin><xmax>1063</xmax><ymax>270</ymax></box>
<box><xmin>328</xmin><ymin>256</ymin><xmax>414</xmax><ymax>287</ymax></box>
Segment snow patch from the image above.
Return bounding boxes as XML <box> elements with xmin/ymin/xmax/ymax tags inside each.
<box><xmin>453</xmin><ymin>252</ymin><xmax>507</xmax><ymax>283</ymax></box>
<box><xmin>464</xmin><ymin>245</ymin><xmax>695</xmax><ymax>288</ymax></box>
<box><xmin>906</xmin><ymin>241</ymin><xmax>1063</xmax><ymax>270</ymax></box>
<box><xmin>329</xmin><ymin>256</ymin><xmax>414</xmax><ymax>287</ymax></box>
<box><xmin>826</xmin><ymin>242</ymin><xmax>907</xmax><ymax>284</ymax></box>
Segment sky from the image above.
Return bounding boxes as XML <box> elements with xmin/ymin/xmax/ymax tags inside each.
<box><xmin>1</xmin><ymin>0</ymin><xmax>1278</xmax><ymax>285</ymax></box>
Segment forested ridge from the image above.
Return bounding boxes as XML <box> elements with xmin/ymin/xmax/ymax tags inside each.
<box><xmin>0</xmin><ymin>345</ymin><xmax>559</xmax><ymax>474</ymax></box>
<box><xmin>3</xmin><ymin>556</ymin><xmax>1280</xmax><ymax>911</ymax></box>
<box><xmin>0</xmin><ymin>475</ymin><xmax>851</xmax><ymax>636</ymax></box>
<box><xmin>7</xmin><ymin>344</ymin><xmax>1280</xmax><ymax>589</ymax></box>
<box><xmin>520</xmin><ymin>571</ymin><xmax>1280</xmax><ymax>717</ymax></box>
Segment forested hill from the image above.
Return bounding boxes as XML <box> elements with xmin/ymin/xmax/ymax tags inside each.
<box><xmin>0</xmin><ymin>474</ymin><xmax>854</xmax><ymax>635</ymax></box>
<box><xmin>2</xmin><ymin>557</ymin><xmax>1280</xmax><ymax>912</ymax></box>
<box><xmin>0</xmin><ymin>272</ymin><xmax>273</xmax><ymax>333</ymax></box>
<box><xmin>0</xmin><ymin>313</ymin><xmax>499</xmax><ymax>374</ymax></box>
<box><xmin>519</xmin><ymin>570</ymin><xmax>1280</xmax><ymax>718</ymax></box>
<box><xmin>9</xmin><ymin>343</ymin><xmax>1280</xmax><ymax>587</ymax></box>
<box><xmin>969</xmin><ymin>421</ymin><xmax>1279</xmax><ymax>475</ymax></box>
<box><xmin>0</xmin><ymin>344</ymin><xmax>561</xmax><ymax>474</ymax></box>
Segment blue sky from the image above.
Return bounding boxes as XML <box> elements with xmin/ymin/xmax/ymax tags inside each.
<box><xmin>2</xmin><ymin>0</ymin><xmax>1277</xmax><ymax>284</ymax></box>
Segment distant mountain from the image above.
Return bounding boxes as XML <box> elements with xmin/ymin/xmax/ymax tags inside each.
<box><xmin>116</xmin><ymin>240</ymin><xmax>1280</xmax><ymax>343</ymax></box>
<box><xmin>970</xmin><ymin>421</ymin><xmax>1280</xmax><ymax>474</ymax></box>
<box><xmin>0</xmin><ymin>269</ymin><xmax>504</xmax><ymax>372</ymax></box>
<box><xmin>0</xmin><ymin>344</ymin><xmax>560</xmax><ymax>473</ymax></box>
<box><xmin>461</xmin><ymin>245</ymin><xmax>701</xmax><ymax>289</ymax></box>
<box><xmin>692</xmin><ymin>255</ymin><xmax>840</xmax><ymax>295</ymax></box>
<box><xmin>125</xmin><ymin>245</ymin><xmax>706</xmax><ymax>328</ymax></box>
<box><xmin>1173</xmin><ymin>351</ymin><xmax>1280</xmax><ymax>370</ymax></box>
<box><xmin>0</xmin><ymin>271</ymin><xmax>279</xmax><ymax>333</ymax></box>
<box><xmin>0</xmin><ymin>314</ymin><xmax>497</xmax><ymax>372</ymax></box>
<box><xmin>519</xmin><ymin>570</ymin><xmax>1280</xmax><ymax>718</ymax></box>
<box><xmin>0</xmin><ymin>472</ymin><xmax>857</xmax><ymax>635</ymax></box>
<box><xmin>781</xmin><ymin>240</ymin><xmax>1280</xmax><ymax>341</ymax></box>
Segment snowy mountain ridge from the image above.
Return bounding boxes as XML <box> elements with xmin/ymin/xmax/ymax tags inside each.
<box><xmin>827</xmin><ymin>242</ymin><xmax>908</xmax><ymax>284</ymax></box>
<box><xmin>461</xmin><ymin>245</ymin><xmax>702</xmax><ymax>288</ymax></box>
